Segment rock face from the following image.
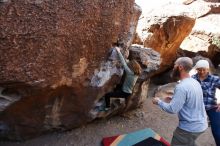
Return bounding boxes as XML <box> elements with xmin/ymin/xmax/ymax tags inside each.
<box><xmin>203</xmin><ymin>0</ymin><xmax>220</xmax><ymax>3</ymax></box>
<box><xmin>143</xmin><ymin>16</ymin><xmax>195</xmax><ymax>72</ymax></box>
<box><xmin>136</xmin><ymin>1</ymin><xmax>196</xmax><ymax>73</ymax></box>
<box><xmin>126</xmin><ymin>45</ymin><xmax>161</xmax><ymax>109</ymax></box>
<box><xmin>129</xmin><ymin>44</ymin><xmax>161</xmax><ymax>79</ymax></box>
<box><xmin>136</xmin><ymin>0</ymin><xmax>220</xmax><ymax>73</ymax></box>
<box><xmin>0</xmin><ymin>0</ymin><xmax>141</xmax><ymax>140</ymax></box>
<box><xmin>154</xmin><ymin>82</ymin><xmax>177</xmax><ymax>101</ymax></box>
<box><xmin>89</xmin><ymin>44</ymin><xmax>161</xmax><ymax>121</ymax></box>
<box><xmin>179</xmin><ymin>1</ymin><xmax>220</xmax><ymax>67</ymax></box>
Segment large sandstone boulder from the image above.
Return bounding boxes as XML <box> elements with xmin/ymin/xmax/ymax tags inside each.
<box><xmin>135</xmin><ymin>1</ymin><xmax>196</xmax><ymax>73</ymax></box>
<box><xmin>142</xmin><ymin>16</ymin><xmax>195</xmax><ymax>72</ymax></box>
<box><xmin>0</xmin><ymin>0</ymin><xmax>141</xmax><ymax>140</ymax></box>
<box><xmin>126</xmin><ymin>45</ymin><xmax>161</xmax><ymax>109</ymax></box>
<box><xmin>129</xmin><ymin>44</ymin><xmax>161</xmax><ymax>79</ymax></box>
<box><xmin>136</xmin><ymin>0</ymin><xmax>220</xmax><ymax>73</ymax></box>
<box><xmin>179</xmin><ymin>1</ymin><xmax>220</xmax><ymax>66</ymax></box>
<box><xmin>90</xmin><ymin>44</ymin><xmax>161</xmax><ymax>119</ymax></box>
<box><xmin>154</xmin><ymin>82</ymin><xmax>177</xmax><ymax>101</ymax></box>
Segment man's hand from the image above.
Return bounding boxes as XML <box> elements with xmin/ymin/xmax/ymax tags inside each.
<box><xmin>216</xmin><ymin>104</ymin><xmax>220</xmax><ymax>112</ymax></box>
<box><xmin>115</xmin><ymin>47</ymin><xmax>121</xmax><ymax>52</ymax></box>
<box><xmin>152</xmin><ymin>97</ymin><xmax>160</xmax><ymax>105</ymax></box>
<box><xmin>164</xmin><ymin>96</ymin><xmax>172</xmax><ymax>103</ymax></box>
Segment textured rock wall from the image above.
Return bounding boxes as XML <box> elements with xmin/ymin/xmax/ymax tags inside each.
<box><xmin>0</xmin><ymin>0</ymin><xmax>141</xmax><ymax>140</ymax></box>
<box><xmin>142</xmin><ymin>16</ymin><xmax>195</xmax><ymax>72</ymax></box>
<box><xmin>126</xmin><ymin>45</ymin><xmax>161</xmax><ymax>109</ymax></box>
<box><xmin>135</xmin><ymin>0</ymin><xmax>197</xmax><ymax>73</ymax></box>
<box><xmin>135</xmin><ymin>0</ymin><xmax>220</xmax><ymax>73</ymax></box>
<box><xmin>180</xmin><ymin>1</ymin><xmax>220</xmax><ymax>67</ymax></box>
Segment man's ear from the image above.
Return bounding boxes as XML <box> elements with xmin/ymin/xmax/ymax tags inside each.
<box><xmin>178</xmin><ymin>65</ymin><xmax>184</xmax><ymax>71</ymax></box>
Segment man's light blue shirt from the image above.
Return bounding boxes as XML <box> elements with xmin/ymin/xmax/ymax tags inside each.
<box><xmin>158</xmin><ymin>78</ymin><xmax>208</xmax><ymax>132</ymax></box>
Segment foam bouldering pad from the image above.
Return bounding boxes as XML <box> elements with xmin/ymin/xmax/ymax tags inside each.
<box><xmin>102</xmin><ymin>128</ymin><xmax>170</xmax><ymax>146</ymax></box>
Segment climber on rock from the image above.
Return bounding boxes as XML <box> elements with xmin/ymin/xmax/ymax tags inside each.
<box><xmin>101</xmin><ymin>45</ymin><xmax>142</xmax><ymax>111</ymax></box>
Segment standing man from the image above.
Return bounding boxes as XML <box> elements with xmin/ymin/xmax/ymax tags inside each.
<box><xmin>152</xmin><ymin>57</ymin><xmax>208</xmax><ymax>146</ymax></box>
<box><xmin>192</xmin><ymin>59</ymin><xmax>220</xmax><ymax>146</ymax></box>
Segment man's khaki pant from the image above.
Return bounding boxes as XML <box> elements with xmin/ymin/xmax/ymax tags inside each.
<box><xmin>171</xmin><ymin>127</ymin><xmax>205</xmax><ymax>146</ymax></box>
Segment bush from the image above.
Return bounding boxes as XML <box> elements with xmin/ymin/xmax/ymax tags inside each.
<box><xmin>212</xmin><ymin>36</ymin><xmax>220</xmax><ymax>48</ymax></box>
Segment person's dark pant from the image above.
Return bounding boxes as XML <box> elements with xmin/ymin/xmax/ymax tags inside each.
<box><xmin>207</xmin><ymin>107</ymin><xmax>220</xmax><ymax>146</ymax></box>
<box><xmin>104</xmin><ymin>90</ymin><xmax>131</xmax><ymax>108</ymax></box>
<box><xmin>171</xmin><ymin>127</ymin><xmax>204</xmax><ymax>146</ymax></box>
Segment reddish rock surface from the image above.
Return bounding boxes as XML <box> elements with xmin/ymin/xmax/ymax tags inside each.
<box><xmin>136</xmin><ymin>0</ymin><xmax>220</xmax><ymax>73</ymax></box>
<box><xmin>180</xmin><ymin>2</ymin><xmax>220</xmax><ymax>66</ymax></box>
<box><xmin>142</xmin><ymin>16</ymin><xmax>195</xmax><ymax>72</ymax></box>
<box><xmin>0</xmin><ymin>0</ymin><xmax>141</xmax><ymax>140</ymax></box>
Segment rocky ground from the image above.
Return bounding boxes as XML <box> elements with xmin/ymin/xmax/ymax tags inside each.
<box><xmin>0</xmin><ymin>83</ymin><xmax>215</xmax><ymax>146</ymax></box>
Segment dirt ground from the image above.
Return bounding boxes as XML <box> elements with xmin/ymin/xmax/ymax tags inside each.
<box><xmin>0</xmin><ymin>83</ymin><xmax>215</xmax><ymax>146</ymax></box>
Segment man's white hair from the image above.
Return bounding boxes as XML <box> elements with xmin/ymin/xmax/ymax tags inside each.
<box><xmin>175</xmin><ymin>57</ymin><xmax>193</xmax><ymax>72</ymax></box>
